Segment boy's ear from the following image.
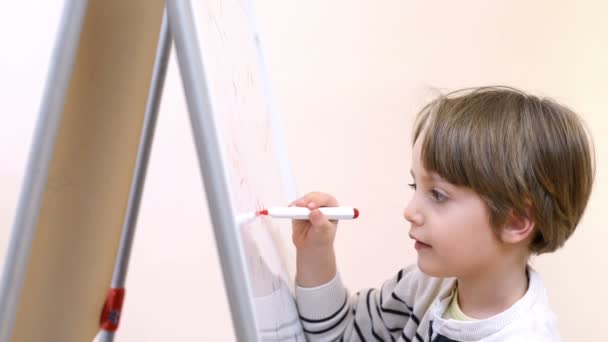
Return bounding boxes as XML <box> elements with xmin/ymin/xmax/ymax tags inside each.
<box><xmin>501</xmin><ymin>207</ymin><xmax>535</xmax><ymax>245</ymax></box>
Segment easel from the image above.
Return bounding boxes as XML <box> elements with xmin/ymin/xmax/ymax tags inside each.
<box><xmin>0</xmin><ymin>1</ymin><xmax>259</xmax><ymax>341</ymax></box>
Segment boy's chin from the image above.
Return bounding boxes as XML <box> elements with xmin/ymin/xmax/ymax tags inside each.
<box><xmin>417</xmin><ymin>258</ymin><xmax>450</xmax><ymax>278</ymax></box>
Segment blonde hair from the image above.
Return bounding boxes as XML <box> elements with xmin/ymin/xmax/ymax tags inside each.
<box><xmin>413</xmin><ymin>86</ymin><xmax>595</xmax><ymax>254</ymax></box>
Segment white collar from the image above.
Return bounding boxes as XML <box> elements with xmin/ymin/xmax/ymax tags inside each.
<box><xmin>429</xmin><ymin>266</ymin><xmax>545</xmax><ymax>340</ymax></box>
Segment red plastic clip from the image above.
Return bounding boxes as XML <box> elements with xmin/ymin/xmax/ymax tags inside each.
<box><xmin>100</xmin><ymin>288</ymin><xmax>126</xmax><ymax>332</ymax></box>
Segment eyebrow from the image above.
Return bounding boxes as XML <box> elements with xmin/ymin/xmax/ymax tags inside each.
<box><xmin>411</xmin><ymin>168</ymin><xmax>458</xmax><ymax>194</ymax></box>
<box><xmin>429</xmin><ymin>173</ymin><xmax>442</xmax><ymax>181</ymax></box>
<box><xmin>411</xmin><ymin>168</ymin><xmax>445</xmax><ymax>183</ymax></box>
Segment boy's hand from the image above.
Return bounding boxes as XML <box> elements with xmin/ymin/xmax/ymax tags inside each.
<box><xmin>291</xmin><ymin>192</ymin><xmax>339</xmax><ymax>287</ymax></box>
<box><xmin>291</xmin><ymin>192</ymin><xmax>339</xmax><ymax>251</ymax></box>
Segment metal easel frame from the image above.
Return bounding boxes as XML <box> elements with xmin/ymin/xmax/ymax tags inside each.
<box><xmin>0</xmin><ymin>1</ymin><xmax>260</xmax><ymax>341</ymax></box>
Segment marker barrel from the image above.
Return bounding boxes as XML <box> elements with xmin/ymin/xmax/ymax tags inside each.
<box><xmin>267</xmin><ymin>207</ymin><xmax>358</xmax><ymax>220</ymax></box>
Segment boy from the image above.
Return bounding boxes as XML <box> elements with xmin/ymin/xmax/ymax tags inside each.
<box><xmin>291</xmin><ymin>86</ymin><xmax>594</xmax><ymax>341</ymax></box>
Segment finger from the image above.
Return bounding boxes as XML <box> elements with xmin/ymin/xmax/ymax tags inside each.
<box><xmin>291</xmin><ymin>193</ymin><xmax>318</xmax><ymax>207</ymax></box>
<box><xmin>288</xmin><ymin>198</ymin><xmax>301</xmax><ymax>207</ymax></box>
<box><xmin>290</xmin><ymin>196</ymin><xmax>309</xmax><ymax>207</ymax></box>
<box><xmin>291</xmin><ymin>192</ymin><xmax>339</xmax><ymax>208</ymax></box>
<box><xmin>309</xmin><ymin>209</ymin><xmax>334</xmax><ymax>229</ymax></box>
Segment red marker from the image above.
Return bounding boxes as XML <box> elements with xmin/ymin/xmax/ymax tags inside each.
<box><xmin>257</xmin><ymin>207</ymin><xmax>359</xmax><ymax>220</ymax></box>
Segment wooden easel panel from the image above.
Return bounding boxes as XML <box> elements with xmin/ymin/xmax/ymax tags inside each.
<box><xmin>11</xmin><ymin>1</ymin><xmax>164</xmax><ymax>340</ymax></box>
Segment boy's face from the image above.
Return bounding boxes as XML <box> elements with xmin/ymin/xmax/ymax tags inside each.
<box><xmin>404</xmin><ymin>132</ymin><xmax>504</xmax><ymax>278</ymax></box>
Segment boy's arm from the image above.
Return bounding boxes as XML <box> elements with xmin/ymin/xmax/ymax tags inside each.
<box><xmin>296</xmin><ymin>267</ymin><xmax>416</xmax><ymax>341</ymax></box>
<box><xmin>291</xmin><ymin>192</ymin><xmax>339</xmax><ymax>288</ymax></box>
<box><xmin>291</xmin><ymin>192</ymin><xmax>415</xmax><ymax>341</ymax></box>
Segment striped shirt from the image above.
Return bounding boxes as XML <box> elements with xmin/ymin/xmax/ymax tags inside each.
<box><xmin>295</xmin><ymin>265</ymin><xmax>560</xmax><ymax>341</ymax></box>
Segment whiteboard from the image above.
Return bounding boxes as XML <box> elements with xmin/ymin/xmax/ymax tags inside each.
<box><xmin>167</xmin><ymin>1</ymin><xmax>304</xmax><ymax>341</ymax></box>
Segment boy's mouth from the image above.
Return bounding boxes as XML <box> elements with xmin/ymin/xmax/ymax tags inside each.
<box><xmin>414</xmin><ymin>241</ymin><xmax>432</xmax><ymax>250</ymax></box>
<box><xmin>409</xmin><ymin>234</ymin><xmax>432</xmax><ymax>250</ymax></box>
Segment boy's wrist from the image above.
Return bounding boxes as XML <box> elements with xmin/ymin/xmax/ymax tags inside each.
<box><xmin>296</xmin><ymin>247</ymin><xmax>337</xmax><ymax>288</ymax></box>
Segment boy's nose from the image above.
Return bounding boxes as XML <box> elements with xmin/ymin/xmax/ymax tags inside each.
<box><xmin>403</xmin><ymin>200</ymin><xmax>423</xmax><ymax>226</ymax></box>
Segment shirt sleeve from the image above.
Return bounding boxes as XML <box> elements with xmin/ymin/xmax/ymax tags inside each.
<box><xmin>295</xmin><ymin>267</ymin><xmax>420</xmax><ymax>341</ymax></box>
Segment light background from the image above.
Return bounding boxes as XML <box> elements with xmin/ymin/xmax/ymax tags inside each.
<box><xmin>0</xmin><ymin>1</ymin><xmax>606</xmax><ymax>341</ymax></box>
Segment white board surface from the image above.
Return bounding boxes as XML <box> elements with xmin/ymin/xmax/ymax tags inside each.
<box><xmin>185</xmin><ymin>0</ymin><xmax>304</xmax><ymax>340</ymax></box>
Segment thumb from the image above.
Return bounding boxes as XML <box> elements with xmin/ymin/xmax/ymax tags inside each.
<box><xmin>309</xmin><ymin>209</ymin><xmax>332</xmax><ymax>229</ymax></box>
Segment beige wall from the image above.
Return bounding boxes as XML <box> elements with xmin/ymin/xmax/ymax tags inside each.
<box><xmin>0</xmin><ymin>1</ymin><xmax>606</xmax><ymax>341</ymax></box>
<box><xmin>259</xmin><ymin>1</ymin><xmax>608</xmax><ymax>341</ymax></box>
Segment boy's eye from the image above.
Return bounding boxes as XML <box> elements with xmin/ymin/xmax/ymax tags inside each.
<box><xmin>431</xmin><ymin>189</ymin><xmax>447</xmax><ymax>202</ymax></box>
<box><xmin>408</xmin><ymin>182</ymin><xmax>417</xmax><ymax>190</ymax></box>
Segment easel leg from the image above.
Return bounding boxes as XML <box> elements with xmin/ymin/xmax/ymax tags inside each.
<box><xmin>98</xmin><ymin>9</ymin><xmax>172</xmax><ymax>342</ymax></box>
<box><xmin>0</xmin><ymin>1</ymin><xmax>89</xmax><ymax>340</ymax></box>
